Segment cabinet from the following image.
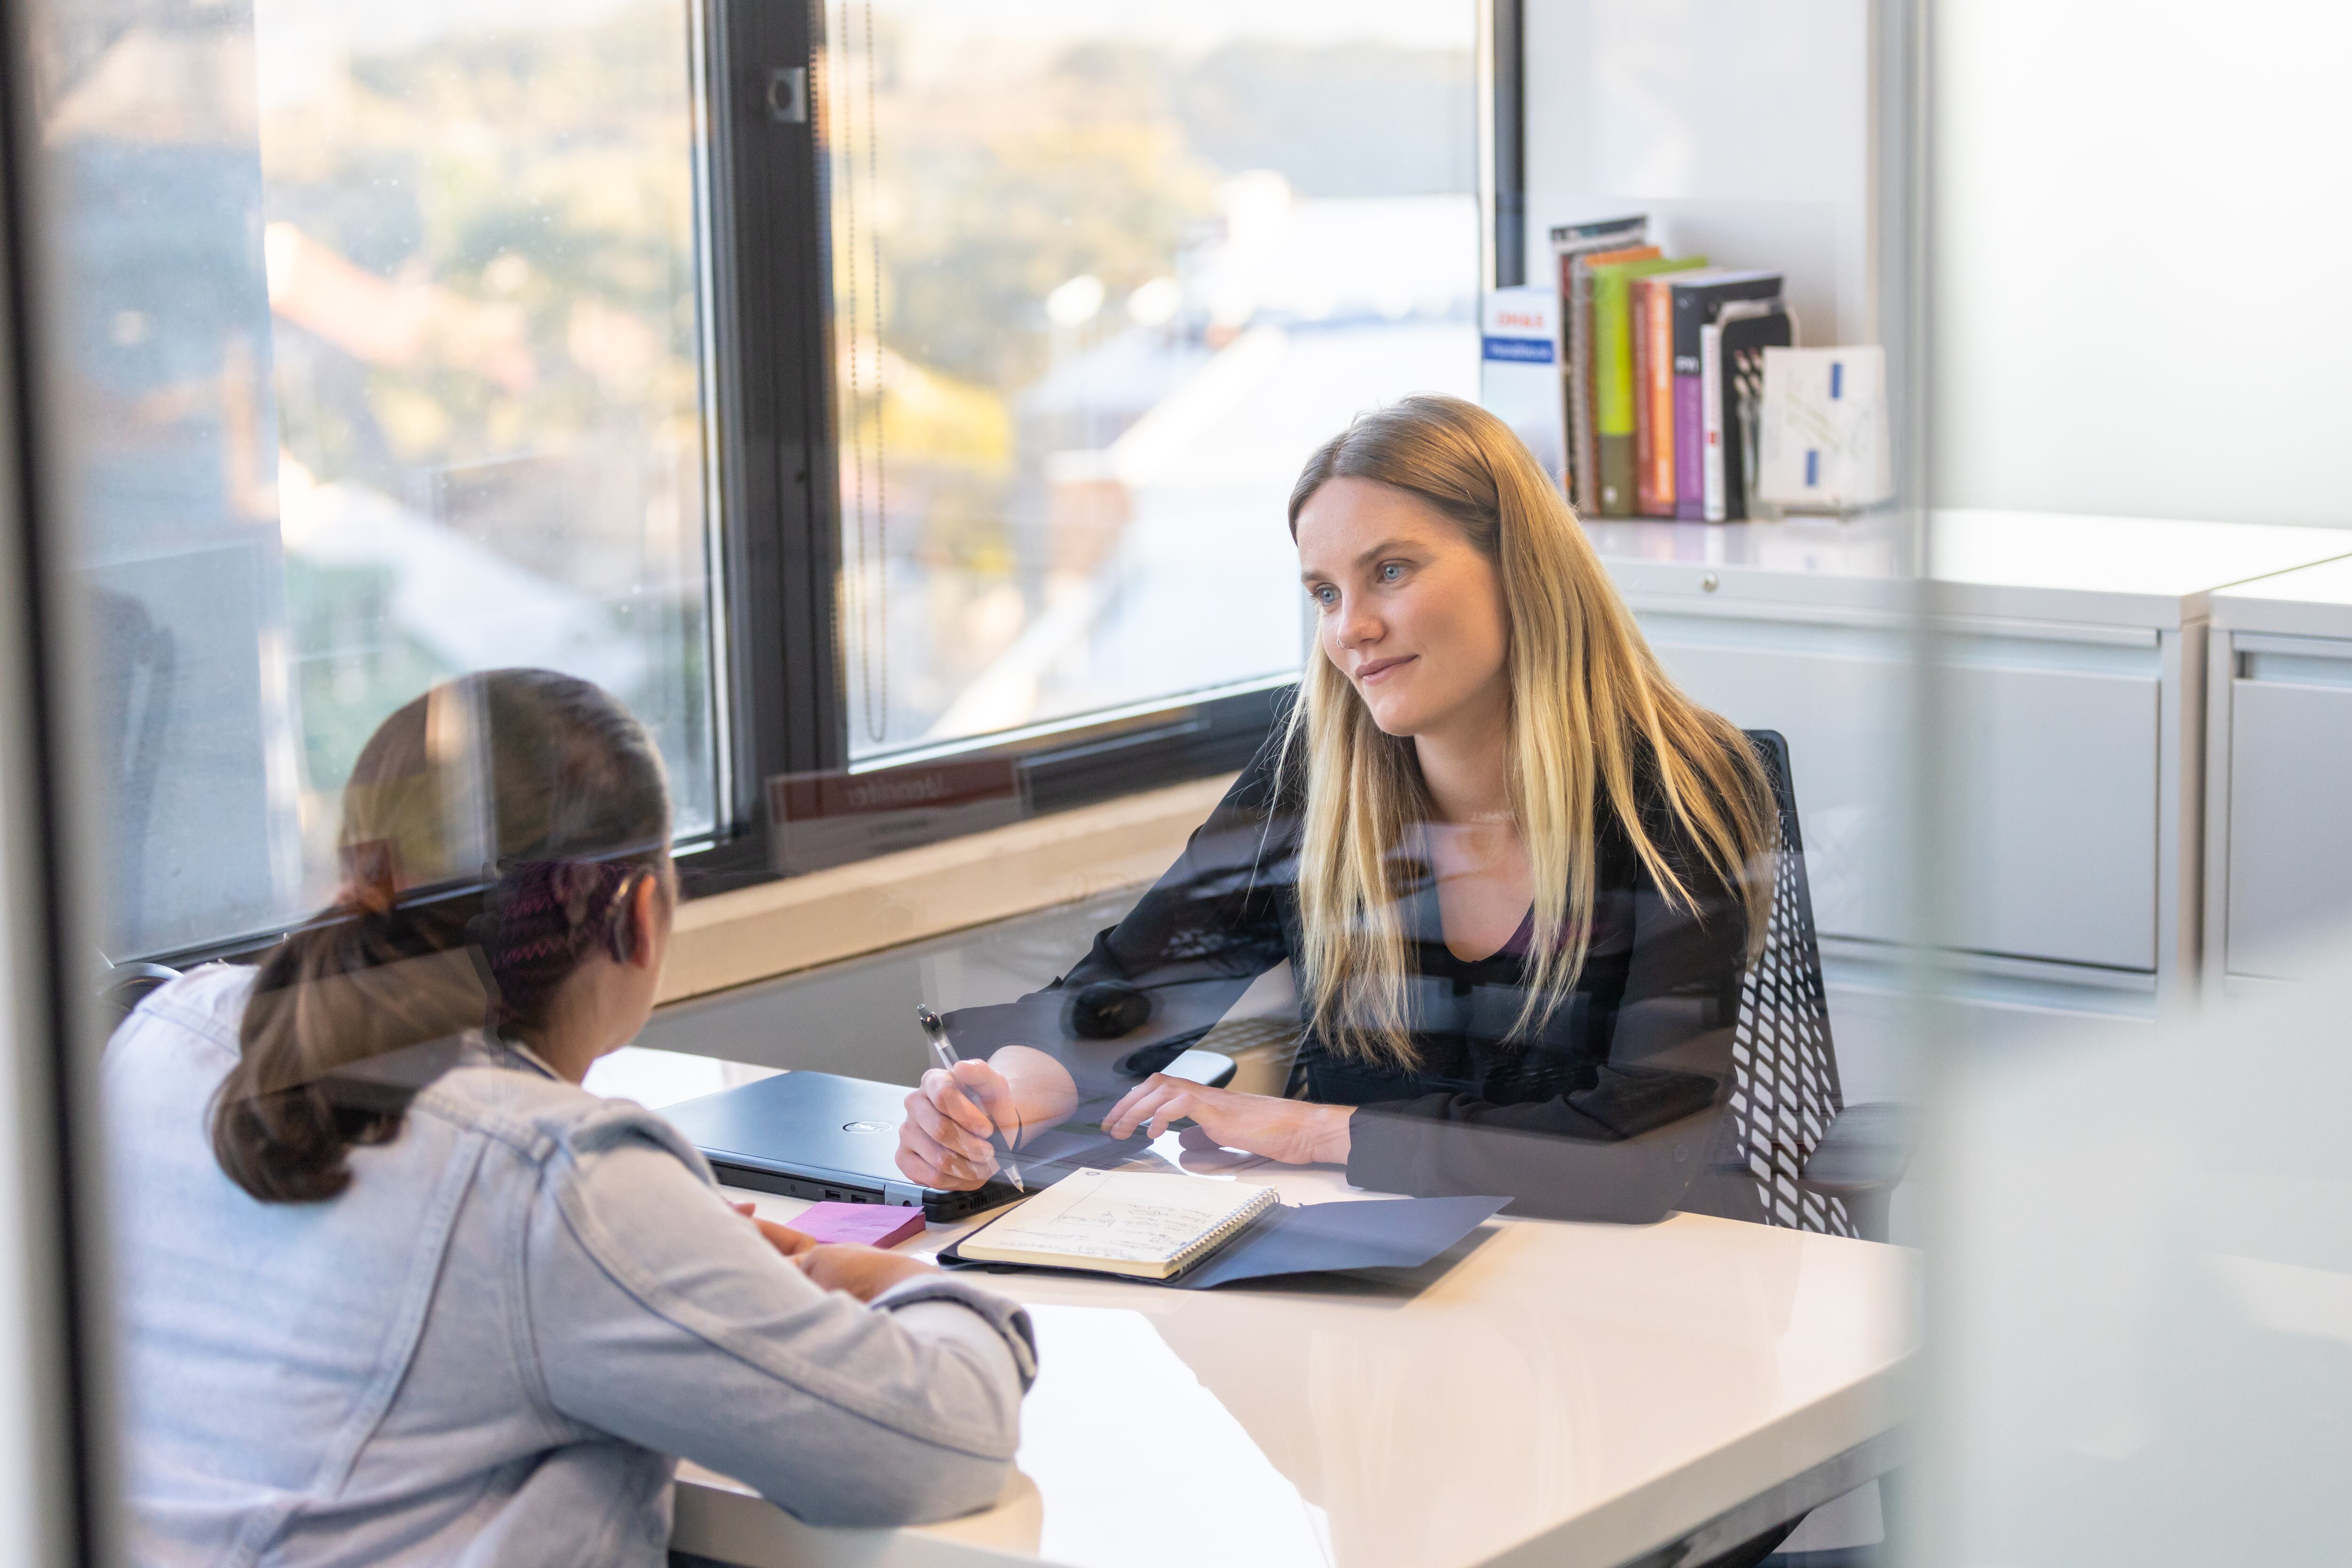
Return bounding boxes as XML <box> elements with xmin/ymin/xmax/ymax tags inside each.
<box><xmin>1588</xmin><ymin>511</ymin><xmax>2352</xmax><ymax>1002</ymax></box>
<box><xmin>2204</xmin><ymin>558</ymin><xmax>2352</xmax><ymax>989</ymax></box>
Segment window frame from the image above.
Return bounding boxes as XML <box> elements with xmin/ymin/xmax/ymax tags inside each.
<box><xmin>675</xmin><ymin>0</ymin><xmax>1525</xmax><ymax>902</ymax></box>
<box><xmin>1484</xmin><ymin>0</ymin><xmax>1529</xmax><ymax>290</ymax></box>
<box><xmin>675</xmin><ymin>0</ymin><xmax>1351</xmax><ymax>907</ymax></box>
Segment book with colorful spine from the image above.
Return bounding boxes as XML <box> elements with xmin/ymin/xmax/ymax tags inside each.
<box><xmin>1668</xmin><ymin>271</ymin><xmax>1785</xmax><ymax>520</ymax></box>
<box><xmin>1592</xmin><ymin>254</ymin><xmax>1705</xmax><ymax>517</ymax></box>
<box><xmin>1549</xmin><ymin>215</ymin><xmax>1650</xmax><ymax>512</ymax></box>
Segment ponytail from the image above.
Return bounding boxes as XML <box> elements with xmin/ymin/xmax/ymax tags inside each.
<box><xmin>215</xmin><ymin>899</ymin><xmax>485</xmax><ymax>1203</ymax></box>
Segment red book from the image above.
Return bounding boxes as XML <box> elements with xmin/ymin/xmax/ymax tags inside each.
<box><xmin>1633</xmin><ymin>274</ymin><xmax>1678</xmax><ymax>517</ymax></box>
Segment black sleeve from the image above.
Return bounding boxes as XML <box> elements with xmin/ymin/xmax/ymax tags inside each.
<box><xmin>1343</xmin><ymin>815</ymin><xmax>1753</xmax><ymax>1224</ymax></box>
<box><xmin>941</xmin><ymin>743</ymin><xmax>1298</xmax><ymax>1108</ymax></box>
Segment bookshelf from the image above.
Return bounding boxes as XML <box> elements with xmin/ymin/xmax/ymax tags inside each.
<box><xmin>1515</xmin><ymin>0</ymin><xmax>1921</xmax><ymax>526</ymax></box>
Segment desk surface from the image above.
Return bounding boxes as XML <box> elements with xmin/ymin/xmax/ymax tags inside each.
<box><xmin>673</xmin><ymin>1145</ymin><xmax>1917</xmax><ymax>1568</ymax></box>
<box><xmin>1584</xmin><ymin>509</ymin><xmax>2352</xmax><ymax>628</ymax></box>
<box><xmin>2211</xmin><ymin>552</ymin><xmax>2352</xmax><ymax>638</ymax></box>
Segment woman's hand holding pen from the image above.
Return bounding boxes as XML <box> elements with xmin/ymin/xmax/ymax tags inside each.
<box><xmin>897</xmin><ymin>1046</ymin><xmax>1079</xmax><ymax>1191</ymax></box>
<box><xmin>898</xmin><ymin>1059</ymin><xmax>1021</xmax><ymax>1189</ymax></box>
<box><xmin>1104</xmin><ymin>1077</ymin><xmax>1356</xmax><ymax>1167</ymax></box>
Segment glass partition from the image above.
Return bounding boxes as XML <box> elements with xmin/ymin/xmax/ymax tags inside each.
<box><xmin>46</xmin><ymin>0</ymin><xmax>721</xmax><ymax>961</ymax></box>
<box><xmin>17</xmin><ymin>0</ymin><xmax>2352</xmax><ymax>1565</ymax></box>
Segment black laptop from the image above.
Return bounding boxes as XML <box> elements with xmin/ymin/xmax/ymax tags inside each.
<box><xmin>659</xmin><ymin>1059</ymin><xmax>1233</xmax><ymax>1221</ymax></box>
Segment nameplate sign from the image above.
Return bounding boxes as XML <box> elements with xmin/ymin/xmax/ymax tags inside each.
<box><xmin>767</xmin><ymin>757</ymin><xmax>1029</xmax><ymax>875</ymax></box>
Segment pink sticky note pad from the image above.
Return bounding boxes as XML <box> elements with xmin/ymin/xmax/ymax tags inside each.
<box><xmin>787</xmin><ymin>1202</ymin><xmax>927</xmax><ymax>1249</ymax></box>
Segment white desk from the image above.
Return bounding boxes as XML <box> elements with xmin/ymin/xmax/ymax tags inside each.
<box><xmin>671</xmin><ymin>1147</ymin><xmax>1917</xmax><ymax>1568</ymax></box>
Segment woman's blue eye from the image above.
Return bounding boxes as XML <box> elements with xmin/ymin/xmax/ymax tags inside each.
<box><xmin>1311</xmin><ymin>584</ymin><xmax>1337</xmax><ymax>607</ymax></box>
<box><xmin>1380</xmin><ymin>562</ymin><xmax>1405</xmax><ymax>582</ymax></box>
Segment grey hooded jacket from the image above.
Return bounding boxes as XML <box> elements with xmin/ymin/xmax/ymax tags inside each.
<box><xmin>103</xmin><ymin>964</ymin><xmax>1034</xmax><ymax>1567</ymax></box>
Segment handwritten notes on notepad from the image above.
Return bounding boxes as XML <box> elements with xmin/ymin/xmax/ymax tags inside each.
<box><xmin>956</xmin><ymin>1168</ymin><xmax>1278</xmax><ymax>1280</ymax></box>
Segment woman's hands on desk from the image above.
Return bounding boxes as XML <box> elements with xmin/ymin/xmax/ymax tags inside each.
<box><xmin>795</xmin><ymin>1244</ymin><xmax>937</xmax><ymax>1301</ymax></box>
<box><xmin>731</xmin><ymin>1201</ymin><xmax>938</xmax><ymax>1301</ymax></box>
<box><xmin>730</xmin><ymin>1201</ymin><xmax>817</xmax><ymax>1259</ymax></box>
<box><xmin>897</xmin><ymin>1046</ymin><xmax>1078</xmax><ymax>1190</ymax></box>
<box><xmin>899</xmin><ymin>1050</ymin><xmax>1354</xmax><ymax>1186</ymax></box>
<box><xmin>1105</xmin><ymin>1077</ymin><xmax>1355</xmax><ymax>1167</ymax></box>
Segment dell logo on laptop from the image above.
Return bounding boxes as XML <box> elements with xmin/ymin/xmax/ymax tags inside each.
<box><xmin>841</xmin><ymin>1120</ymin><xmax>891</xmax><ymax>1135</ymax></box>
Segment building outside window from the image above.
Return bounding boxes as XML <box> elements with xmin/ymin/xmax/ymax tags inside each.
<box><xmin>43</xmin><ymin>0</ymin><xmax>1479</xmax><ymax>963</ymax></box>
<box><xmin>56</xmin><ymin>0</ymin><xmax>719</xmax><ymax>958</ymax></box>
<box><xmin>818</xmin><ymin>0</ymin><xmax>1479</xmax><ymax>759</ymax></box>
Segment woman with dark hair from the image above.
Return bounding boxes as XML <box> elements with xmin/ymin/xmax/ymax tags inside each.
<box><xmin>106</xmin><ymin>669</ymin><xmax>1032</xmax><ymax>1567</ymax></box>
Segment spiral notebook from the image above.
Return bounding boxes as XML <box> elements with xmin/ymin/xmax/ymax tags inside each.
<box><xmin>953</xmin><ymin>1168</ymin><xmax>1279</xmax><ymax>1281</ymax></box>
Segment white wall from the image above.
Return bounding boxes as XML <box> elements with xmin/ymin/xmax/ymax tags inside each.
<box><xmin>1933</xmin><ymin>0</ymin><xmax>2352</xmax><ymax>528</ymax></box>
<box><xmin>1522</xmin><ymin>0</ymin><xmax>1875</xmax><ymax>350</ymax></box>
<box><xmin>1526</xmin><ymin>0</ymin><xmax>2352</xmax><ymax>531</ymax></box>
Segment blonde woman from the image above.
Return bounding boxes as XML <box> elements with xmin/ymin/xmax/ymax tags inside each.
<box><xmin>897</xmin><ymin>395</ymin><xmax>1780</xmax><ymax>1222</ymax></box>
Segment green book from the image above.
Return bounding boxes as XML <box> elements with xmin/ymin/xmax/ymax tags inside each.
<box><xmin>1592</xmin><ymin>255</ymin><xmax>1705</xmax><ymax>516</ymax></box>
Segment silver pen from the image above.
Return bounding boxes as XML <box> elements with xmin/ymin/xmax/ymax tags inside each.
<box><xmin>916</xmin><ymin>1004</ymin><xmax>1025</xmax><ymax>1192</ymax></box>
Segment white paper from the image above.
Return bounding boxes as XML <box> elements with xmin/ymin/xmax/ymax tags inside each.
<box><xmin>1756</xmin><ymin>344</ymin><xmax>1892</xmax><ymax>511</ymax></box>
<box><xmin>965</xmin><ymin>1169</ymin><xmax>1273</xmax><ymax>1266</ymax></box>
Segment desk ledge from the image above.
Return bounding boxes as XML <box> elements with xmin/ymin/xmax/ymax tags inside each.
<box><xmin>657</xmin><ymin>775</ymin><xmax>1234</xmax><ymax>1006</ymax></box>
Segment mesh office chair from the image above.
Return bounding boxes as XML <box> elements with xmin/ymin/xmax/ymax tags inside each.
<box><xmin>1730</xmin><ymin>731</ymin><xmax>1911</xmax><ymax>1244</ymax></box>
<box><xmin>1680</xmin><ymin>733</ymin><xmax>1910</xmax><ymax>1568</ymax></box>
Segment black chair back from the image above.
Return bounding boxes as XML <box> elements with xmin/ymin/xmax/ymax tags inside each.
<box><xmin>1726</xmin><ymin>730</ymin><xmax>1853</xmax><ymax>1237</ymax></box>
<box><xmin>99</xmin><ymin>961</ymin><xmax>181</xmax><ymax>1040</ymax></box>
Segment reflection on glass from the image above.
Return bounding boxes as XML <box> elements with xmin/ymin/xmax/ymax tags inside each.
<box><xmin>43</xmin><ymin>0</ymin><xmax>717</xmax><ymax>959</ymax></box>
<box><xmin>819</xmin><ymin>0</ymin><xmax>1480</xmax><ymax>756</ymax></box>
<box><xmin>1938</xmin><ymin>973</ymin><xmax>2352</xmax><ymax>1564</ymax></box>
<box><xmin>101</xmin><ymin>669</ymin><xmax>1036</xmax><ymax>1556</ymax></box>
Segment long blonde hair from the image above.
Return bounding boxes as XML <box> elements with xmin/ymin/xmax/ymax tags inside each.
<box><xmin>1283</xmin><ymin>395</ymin><xmax>1774</xmax><ymax>1066</ymax></box>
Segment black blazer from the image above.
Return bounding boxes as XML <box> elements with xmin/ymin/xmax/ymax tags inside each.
<box><xmin>947</xmin><ymin>741</ymin><xmax>1763</xmax><ymax>1223</ymax></box>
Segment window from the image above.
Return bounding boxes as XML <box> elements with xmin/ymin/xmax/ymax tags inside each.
<box><xmin>37</xmin><ymin>0</ymin><xmax>1486</xmax><ymax>965</ymax></box>
<box><xmin>53</xmin><ymin>0</ymin><xmax>719</xmax><ymax>960</ymax></box>
<box><xmin>817</xmin><ymin>1</ymin><xmax>1481</xmax><ymax>761</ymax></box>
